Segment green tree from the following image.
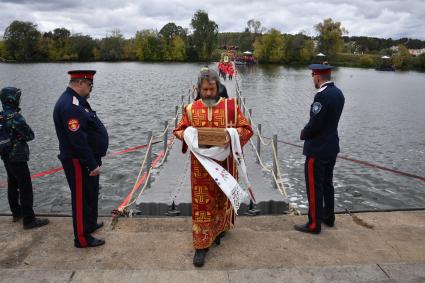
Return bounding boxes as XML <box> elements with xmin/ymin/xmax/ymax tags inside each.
<box><xmin>159</xmin><ymin>22</ymin><xmax>187</xmax><ymax>42</ymax></box>
<box><xmin>282</xmin><ymin>33</ymin><xmax>314</xmax><ymax>64</ymax></box>
<box><xmin>40</xmin><ymin>27</ymin><xmax>74</xmax><ymax>61</ymax></box>
<box><xmin>0</xmin><ymin>40</ymin><xmax>8</xmax><ymax>59</ymax></box>
<box><xmin>358</xmin><ymin>54</ymin><xmax>375</xmax><ymax>68</ymax></box>
<box><xmin>253</xmin><ymin>28</ymin><xmax>284</xmax><ymax>63</ymax></box>
<box><xmin>315</xmin><ymin>18</ymin><xmax>347</xmax><ymax>58</ymax></box>
<box><xmin>167</xmin><ymin>36</ymin><xmax>186</xmax><ymax>61</ymax></box>
<box><xmin>70</xmin><ymin>34</ymin><xmax>96</xmax><ymax>61</ymax></box>
<box><xmin>99</xmin><ymin>29</ymin><xmax>125</xmax><ymax>61</ymax></box>
<box><xmin>159</xmin><ymin>22</ymin><xmax>187</xmax><ymax>61</ymax></box>
<box><xmin>413</xmin><ymin>53</ymin><xmax>425</xmax><ymax>70</ymax></box>
<box><xmin>3</xmin><ymin>20</ymin><xmax>41</xmax><ymax>61</ymax></box>
<box><xmin>392</xmin><ymin>44</ymin><xmax>411</xmax><ymax>69</ymax></box>
<box><xmin>122</xmin><ymin>39</ymin><xmax>137</xmax><ymax>61</ymax></box>
<box><xmin>134</xmin><ymin>29</ymin><xmax>164</xmax><ymax>61</ymax></box>
<box><xmin>190</xmin><ymin>10</ymin><xmax>218</xmax><ymax>61</ymax></box>
<box><xmin>246</xmin><ymin>19</ymin><xmax>266</xmax><ymax>35</ymax></box>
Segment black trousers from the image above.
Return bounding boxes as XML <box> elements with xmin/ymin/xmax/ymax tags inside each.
<box><xmin>304</xmin><ymin>156</ymin><xmax>336</xmax><ymax>231</ymax></box>
<box><xmin>61</xmin><ymin>158</ymin><xmax>100</xmax><ymax>246</ymax></box>
<box><xmin>2</xmin><ymin>160</ymin><xmax>36</xmax><ymax>225</ymax></box>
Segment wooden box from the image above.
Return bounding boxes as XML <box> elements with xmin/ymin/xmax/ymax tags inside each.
<box><xmin>198</xmin><ymin>127</ymin><xmax>227</xmax><ymax>147</ymax></box>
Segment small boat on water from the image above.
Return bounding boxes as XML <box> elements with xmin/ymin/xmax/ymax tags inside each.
<box><xmin>234</xmin><ymin>60</ymin><xmax>247</xmax><ymax>65</ymax></box>
<box><xmin>234</xmin><ymin>51</ymin><xmax>257</xmax><ymax>65</ymax></box>
<box><xmin>375</xmin><ymin>56</ymin><xmax>395</xmax><ymax>71</ymax></box>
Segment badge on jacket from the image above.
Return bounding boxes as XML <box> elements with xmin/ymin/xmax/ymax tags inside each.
<box><xmin>312</xmin><ymin>102</ymin><xmax>322</xmax><ymax>114</ymax></box>
<box><xmin>68</xmin><ymin>118</ymin><xmax>80</xmax><ymax>132</ymax></box>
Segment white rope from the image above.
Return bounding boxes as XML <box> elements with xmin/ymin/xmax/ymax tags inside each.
<box><xmin>120</xmin><ymin>137</ymin><xmax>176</xmax><ymax>211</ymax></box>
<box><xmin>118</xmin><ymin>97</ymin><xmax>184</xmax><ymax>213</ymax></box>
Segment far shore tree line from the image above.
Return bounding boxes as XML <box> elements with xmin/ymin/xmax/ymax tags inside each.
<box><xmin>1</xmin><ymin>10</ymin><xmax>425</xmax><ymax>71</ymax></box>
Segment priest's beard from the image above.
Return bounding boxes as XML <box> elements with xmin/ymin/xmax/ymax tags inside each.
<box><xmin>202</xmin><ymin>96</ymin><xmax>219</xmax><ymax>107</ymax></box>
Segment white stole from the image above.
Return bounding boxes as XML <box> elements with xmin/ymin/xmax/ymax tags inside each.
<box><xmin>183</xmin><ymin>126</ymin><xmax>255</xmax><ymax>214</ymax></box>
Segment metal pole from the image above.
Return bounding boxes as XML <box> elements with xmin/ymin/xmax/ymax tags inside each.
<box><xmin>188</xmin><ymin>94</ymin><xmax>191</xmax><ymax>104</ymax></box>
<box><xmin>256</xmin><ymin>124</ymin><xmax>262</xmax><ymax>164</ymax></box>
<box><xmin>163</xmin><ymin>121</ymin><xmax>168</xmax><ymax>161</ymax></box>
<box><xmin>248</xmin><ymin>109</ymin><xmax>252</xmax><ymax>125</ymax></box>
<box><xmin>146</xmin><ymin>131</ymin><xmax>153</xmax><ymax>188</ymax></box>
<box><xmin>181</xmin><ymin>95</ymin><xmax>184</xmax><ymax>104</ymax></box>
<box><xmin>174</xmin><ymin>105</ymin><xmax>179</xmax><ymax>128</ymax></box>
<box><xmin>243</xmin><ymin>98</ymin><xmax>246</xmax><ymax>115</ymax></box>
<box><xmin>272</xmin><ymin>134</ymin><xmax>278</xmax><ymax>188</ymax></box>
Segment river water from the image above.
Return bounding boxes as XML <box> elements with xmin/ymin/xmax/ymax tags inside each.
<box><xmin>0</xmin><ymin>62</ymin><xmax>424</xmax><ymax>215</ymax></box>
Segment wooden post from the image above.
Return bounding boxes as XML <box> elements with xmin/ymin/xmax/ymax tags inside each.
<box><xmin>272</xmin><ymin>134</ymin><xmax>278</xmax><ymax>188</ymax></box>
<box><xmin>146</xmin><ymin>131</ymin><xmax>153</xmax><ymax>188</ymax></box>
<box><xmin>256</xmin><ymin>124</ymin><xmax>261</xmax><ymax>164</ymax></box>
<box><xmin>163</xmin><ymin>121</ymin><xmax>168</xmax><ymax>161</ymax></box>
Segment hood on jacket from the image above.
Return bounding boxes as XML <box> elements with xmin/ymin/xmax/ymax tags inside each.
<box><xmin>0</xmin><ymin>87</ymin><xmax>21</xmax><ymax>110</ymax></box>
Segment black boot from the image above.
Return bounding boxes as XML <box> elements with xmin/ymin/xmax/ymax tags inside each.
<box><xmin>322</xmin><ymin>216</ymin><xmax>335</xmax><ymax>227</ymax></box>
<box><xmin>294</xmin><ymin>223</ymin><xmax>321</xmax><ymax>234</ymax></box>
<box><xmin>23</xmin><ymin>218</ymin><xmax>49</xmax><ymax>230</ymax></box>
<box><xmin>193</xmin><ymin>248</ymin><xmax>209</xmax><ymax>267</ymax></box>
<box><xmin>12</xmin><ymin>214</ymin><xmax>22</xmax><ymax>223</ymax></box>
<box><xmin>74</xmin><ymin>237</ymin><xmax>105</xmax><ymax>248</ymax></box>
<box><xmin>90</xmin><ymin>222</ymin><xmax>104</xmax><ymax>233</ymax></box>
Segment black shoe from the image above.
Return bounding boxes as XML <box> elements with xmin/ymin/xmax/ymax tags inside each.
<box><xmin>294</xmin><ymin>223</ymin><xmax>321</xmax><ymax>234</ymax></box>
<box><xmin>12</xmin><ymin>215</ymin><xmax>22</xmax><ymax>223</ymax></box>
<box><xmin>74</xmin><ymin>237</ymin><xmax>105</xmax><ymax>248</ymax></box>
<box><xmin>23</xmin><ymin>218</ymin><xmax>49</xmax><ymax>230</ymax></box>
<box><xmin>322</xmin><ymin>217</ymin><xmax>335</xmax><ymax>227</ymax></box>
<box><xmin>193</xmin><ymin>248</ymin><xmax>209</xmax><ymax>267</ymax></box>
<box><xmin>214</xmin><ymin>231</ymin><xmax>226</xmax><ymax>245</ymax></box>
<box><xmin>91</xmin><ymin>222</ymin><xmax>104</xmax><ymax>233</ymax></box>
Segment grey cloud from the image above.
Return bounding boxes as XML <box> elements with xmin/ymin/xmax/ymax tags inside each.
<box><xmin>0</xmin><ymin>0</ymin><xmax>424</xmax><ymax>39</ymax></box>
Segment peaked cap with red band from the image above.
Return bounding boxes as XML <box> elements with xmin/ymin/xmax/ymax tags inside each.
<box><xmin>68</xmin><ymin>70</ymin><xmax>96</xmax><ymax>81</ymax></box>
<box><xmin>308</xmin><ymin>64</ymin><xmax>333</xmax><ymax>75</ymax></box>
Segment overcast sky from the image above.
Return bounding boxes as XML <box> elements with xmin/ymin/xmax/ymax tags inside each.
<box><xmin>1</xmin><ymin>0</ymin><xmax>424</xmax><ymax>40</ymax></box>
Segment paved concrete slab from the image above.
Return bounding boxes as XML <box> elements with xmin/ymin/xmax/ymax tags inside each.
<box><xmin>0</xmin><ymin>211</ymin><xmax>425</xmax><ymax>282</ymax></box>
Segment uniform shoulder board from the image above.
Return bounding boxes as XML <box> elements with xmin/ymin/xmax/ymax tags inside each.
<box><xmin>72</xmin><ymin>96</ymin><xmax>79</xmax><ymax>106</ymax></box>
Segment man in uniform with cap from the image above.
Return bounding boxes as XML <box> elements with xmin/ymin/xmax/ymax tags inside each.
<box><xmin>295</xmin><ymin>64</ymin><xmax>345</xmax><ymax>234</ymax></box>
<box><xmin>53</xmin><ymin>70</ymin><xmax>109</xmax><ymax>248</ymax></box>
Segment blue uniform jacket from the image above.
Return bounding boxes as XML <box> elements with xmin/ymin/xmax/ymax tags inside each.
<box><xmin>301</xmin><ymin>82</ymin><xmax>345</xmax><ymax>159</ymax></box>
<box><xmin>53</xmin><ymin>87</ymin><xmax>109</xmax><ymax>172</ymax></box>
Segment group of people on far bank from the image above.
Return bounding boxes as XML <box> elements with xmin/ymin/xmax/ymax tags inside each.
<box><xmin>0</xmin><ymin>62</ymin><xmax>344</xmax><ymax>268</ymax></box>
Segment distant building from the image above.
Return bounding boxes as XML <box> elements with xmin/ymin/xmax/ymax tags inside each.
<box><xmin>390</xmin><ymin>46</ymin><xmax>399</xmax><ymax>52</ymax></box>
<box><xmin>408</xmin><ymin>49</ymin><xmax>425</xmax><ymax>57</ymax></box>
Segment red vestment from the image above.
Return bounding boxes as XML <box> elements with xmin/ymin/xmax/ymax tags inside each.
<box><xmin>173</xmin><ymin>98</ymin><xmax>253</xmax><ymax>249</ymax></box>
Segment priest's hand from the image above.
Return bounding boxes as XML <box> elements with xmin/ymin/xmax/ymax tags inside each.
<box><xmin>224</xmin><ymin>132</ymin><xmax>231</xmax><ymax>147</ymax></box>
<box><xmin>175</xmin><ymin>130</ymin><xmax>184</xmax><ymax>141</ymax></box>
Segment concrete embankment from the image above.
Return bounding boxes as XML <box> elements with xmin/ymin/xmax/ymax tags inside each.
<box><xmin>1</xmin><ymin>211</ymin><xmax>424</xmax><ymax>282</ymax></box>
